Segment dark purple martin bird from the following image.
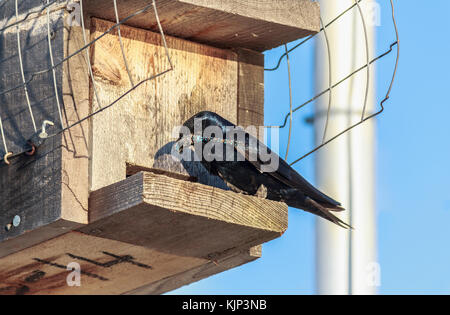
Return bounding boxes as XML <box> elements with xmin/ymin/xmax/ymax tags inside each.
<box><xmin>178</xmin><ymin>111</ymin><xmax>350</xmax><ymax>229</ymax></box>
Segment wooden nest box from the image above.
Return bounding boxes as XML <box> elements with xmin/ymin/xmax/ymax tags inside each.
<box><xmin>0</xmin><ymin>0</ymin><xmax>319</xmax><ymax>294</ymax></box>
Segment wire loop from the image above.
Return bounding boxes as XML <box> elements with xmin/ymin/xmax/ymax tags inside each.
<box><xmin>3</xmin><ymin>152</ymin><xmax>13</xmax><ymax>165</ymax></box>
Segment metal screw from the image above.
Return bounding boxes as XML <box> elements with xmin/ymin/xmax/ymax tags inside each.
<box><xmin>13</xmin><ymin>215</ymin><xmax>21</xmax><ymax>227</ymax></box>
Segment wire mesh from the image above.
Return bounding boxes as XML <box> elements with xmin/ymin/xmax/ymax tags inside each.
<box><xmin>0</xmin><ymin>0</ymin><xmax>398</xmax><ymax>165</ymax></box>
<box><xmin>265</xmin><ymin>0</ymin><xmax>399</xmax><ymax>166</ymax></box>
<box><xmin>0</xmin><ymin>0</ymin><xmax>173</xmax><ymax>163</ymax></box>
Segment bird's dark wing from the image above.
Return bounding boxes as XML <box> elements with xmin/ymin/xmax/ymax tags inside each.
<box><xmin>231</xmin><ymin>128</ymin><xmax>342</xmax><ymax>207</ymax></box>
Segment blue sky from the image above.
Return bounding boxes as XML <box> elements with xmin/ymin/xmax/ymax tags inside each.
<box><xmin>172</xmin><ymin>0</ymin><xmax>450</xmax><ymax>294</ymax></box>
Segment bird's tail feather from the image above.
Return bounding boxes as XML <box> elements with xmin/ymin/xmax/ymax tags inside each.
<box><xmin>304</xmin><ymin>197</ymin><xmax>353</xmax><ymax>229</ymax></box>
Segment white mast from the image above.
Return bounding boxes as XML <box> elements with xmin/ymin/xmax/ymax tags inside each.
<box><xmin>315</xmin><ymin>0</ymin><xmax>378</xmax><ymax>295</ymax></box>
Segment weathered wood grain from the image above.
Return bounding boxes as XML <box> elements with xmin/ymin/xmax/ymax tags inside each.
<box><xmin>0</xmin><ymin>231</ymin><xmax>262</xmax><ymax>295</ymax></box>
<box><xmin>125</xmin><ymin>246</ymin><xmax>262</xmax><ymax>295</ymax></box>
<box><xmin>0</xmin><ymin>232</ymin><xmax>206</xmax><ymax>295</ymax></box>
<box><xmin>61</xmin><ymin>10</ymin><xmax>91</xmax><ymax>224</ymax></box>
<box><xmin>0</xmin><ymin>2</ymin><xmax>92</xmax><ymax>255</ymax></box>
<box><xmin>84</xmin><ymin>0</ymin><xmax>320</xmax><ymax>51</ymax></box>
<box><xmin>0</xmin><ymin>170</ymin><xmax>287</xmax><ymax>295</ymax></box>
<box><xmin>0</xmin><ymin>0</ymin><xmax>65</xmax><ymax>157</ymax></box>
<box><xmin>81</xmin><ymin>172</ymin><xmax>288</xmax><ymax>259</ymax></box>
<box><xmin>89</xmin><ymin>18</ymin><xmax>239</xmax><ymax>191</ymax></box>
<box><xmin>0</xmin><ymin>2</ymin><xmax>70</xmax><ymax>250</ymax></box>
<box><xmin>236</xmin><ymin>48</ymin><xmax>265</xmax><ymax>140</ymax></box>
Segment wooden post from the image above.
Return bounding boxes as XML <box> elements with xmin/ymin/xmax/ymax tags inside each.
<box><xmin>0</xmin><ymin>1</ymin><xmax>84</xmax><ymax>257</ymax></box>
<box><xmin>0</xmin><ymin>0</ymin><xmax>320</xmax><ymax>294</ymax></box>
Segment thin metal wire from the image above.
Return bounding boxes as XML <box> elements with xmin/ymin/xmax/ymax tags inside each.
<box><xmin>113</xmin><ymin>0</ymin><xmax>135</xmax><ymax>87</ymax></box>
<box><xmin>0</xmin><ymin>114</ymin><xmax>8</xmax><ymax>154</ymax></box>
<box><xmin>354</xmin><ymin>0</ymin><xmax>371</xmax><ymax>121</ymax></box>
<box><xmin>0</xmin><ymin>0</ymin><xmax>396</xmax><ymax>167</ymax></box>
<box><xmin>382</xmin><ymin>0</ymin><xmax>400</xmax><ymax>106</ymax></box>
<box><xmin>0</xmin><ymin>0</ymin><xmax>173</xmax><ymax>162</ymax></box>
<box><xmin>320</xmin><ymin>16</ymin><xmax>333</xmax><ymax>144</ymax></box>
<box><xmin>269</xmin><ymin>41</ymin><xmax>397</xmax><ymax>130</ymax></box>
<box><xmin>45</xmin><ymin>0</ymin><xmax>174</xmax><ymax>139</ymax></box>
<box><xmin>46</xmin><ymin>0</ymin><xmax>64</xmax><ymax>129</ymax></box>
<box><xmin>79</xmin><ymin>0</ymin><xmax>103</xmax><ymax>111</ymax></box>
<box><xmin>265</xmin><ymin>0</ymin><xmax>364</xmax><ymax>72</ymax></box>
<box><xmin>15</xmin><ymin>0</ymin><xmax>37</xmax><ymax>132</ymax></box>
<box><xmin>152</xmin><ymin>0</ymin><xmax>174</xmax><ymax>70</ymax></box>
<box><xmin>0</xmin><ymin>3</ymin><xmax>155</xmax><ymax>102</ymax></box>
<box><xmin>290</xmin><ymin>0</ymin><xmax>400</xmax><ymax>166</ymax></box>
<box><xmin>284</xmin><ymin>43</ymin><xmax>293</xmax><ymax>160</ymax></box>
<box><xmin>0</xmin><ymin>0</ymin><xmax>57</xmax><ymax>33</ymax></box>
<box><xmin>48</xmin><ymin>69</ymin><xmax>173</xmax><ymax>139</ymax></box>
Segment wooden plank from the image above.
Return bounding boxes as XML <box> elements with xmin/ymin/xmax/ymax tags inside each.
<box><xmin>61</xmin><ymin>9</ymin><xmax>91</xmax><ymax>225</ymax></box>
<box><xmin>236</xmin><ymin>48</ymin><xmax>265</xmax><ymax>140</ymax></box>
<box><xmin>0</xmin><ymin>231</ymin><xmax>259</xmax><ymax>295</ymax></box>
<box><xmin>80</xmin><ymin>172</ymin><xmax>288</xmax><ymax>259</ymax></box>
<box><xmin>0</xmin><ymin>2</ymin><xmax>72</xmax><ymax>251</ymax></box>
<box><xmin>0</xmin><ymin>220</ymin><xmax>81</xmax><ymax>259</ymax></box>
<box><xmin>84</xmin><ymin>0</ymin><xmax>320</xmax><ymax>51</ymax></box>
<box><xmin>125</xmin><ymin>246</ymin><xmax>262</xmax><ymax>295</ymax></box>
<box><xmin>0</xmin><ymin>232</ymin><xmax>208</xmax><ymax>295</ymax></box>
<box><xmin>89</xmin><ymin>18</ymin><xmax>239</xmax><ymax>191</ymax></box>
<box><xmin>0</xmin><ymin>2</ymin><xmax>94</xmax><ymax>255</ymax></box>
<box><xmin>0</xmin><ymin>1</ymin><xmax>65</xmax><ymax>158</ymax></box>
